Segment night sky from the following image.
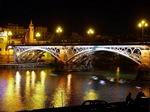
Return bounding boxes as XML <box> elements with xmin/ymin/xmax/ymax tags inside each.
<box><xmin>0</xmin><ymin>0</ymin><xmax>150</xmax><ymax>35</ymax></box>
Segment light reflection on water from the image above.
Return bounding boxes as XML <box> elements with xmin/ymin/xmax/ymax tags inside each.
<box><xmin>52</xmin><ymin>77</ymin><xmax>66</xmax><ymax>107</ymax></box>
<box><xmin>84</xmin><ymin>89</ymin><xmax>98</xmax><ymax>100</ymax></box>
<box><xmin>1</xmin><ymin>71</ymin><xmax>23</xmax><ymax>111</ymax></box>
<box><xmin>0</xmin><ymin>68</ymin><xmax>149</xmax><ymax>111</ymax></box>
<box><xmin>116</xmin><ymin>66</ymin><xmax>120</xmax><ymax>82</ymax></box>
<box><xmin>52</xmin><ymin>74</ymin><xmax>72</xmax><ymax>107</ymax></box>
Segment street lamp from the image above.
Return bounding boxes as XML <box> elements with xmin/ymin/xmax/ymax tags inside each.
<box><xmin>55</xmin><ymin>26</ymin><xmax>63</xmax><ymax>42</ymax></box>
<box><xmin>56</xmin><ymin>26</ymin><xmax>63</xmax><ymax>34</ymax></box>
<box><xmin>7</xmin><ymin>31</ymin><xmax>12</xmax><ymax>36</ymax></box>
<box><xmin>7</xmin><ymin>31</ymin><xmax>12</xmax><ymax>63</ymax></box>
<box><xmin>86</xmin><ymin>28</ymin><xmax>95</xmax><ymax>43</ymax></box>
<box><xmin>7</xmin><ymin>31</ymin><xmax>12</xmax><ymax>45</ymax></box>
<box><xmin>35</xmin><ymin>32</ymin><xmax>41</xmax><ymax>38</ymax></box>
<box><xmin>138</xmin><ymin>19</ymin><xmax>148</xmax><ymax>41</ymax></box>
<box><xmin>35</xmin><ymin>32</ymin><xmax>41</xmax><ymax>44</ymax></box>
<box><xmin>86</xmin><ymin>28</ymin><xmax>95</xmax><ymax>36</ymax></box>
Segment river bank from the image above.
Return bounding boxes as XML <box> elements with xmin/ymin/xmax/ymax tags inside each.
<box><xmin>22</xmin><ymin>98</ymin><xmax>150</xmax><ymax>112</ymax></box>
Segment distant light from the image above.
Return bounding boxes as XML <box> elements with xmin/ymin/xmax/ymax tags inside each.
<box><xmin>91</xmin><ymin>76</ymin><xmax>98</xmax><ymax>80</ymax></box>
<box><xmin>138</xmin><ymin>23</ymin><xmax>142</xmax><ymax>28</ymax></box>
<box><xmin>35</xmin><ymin>32</ymin><xmax>41</xmax><ymax>38</ymax></box>
<box><xmin>8</xmin><ymin>46</ymin><xmax>12</xmax><ymax>49</ymax></box>
<box><xmin>7</xmin><ymin>31</ymin><xmax>12</xmax><ymax>36</ymax></box>
<box><xmin>138</xmin><ymin>19</ymin><xmax>148</xmax><ymax>28</ymax></box>
<box><xmin>87</xmin><ymin>28</ymin><xmax>95</xmax><ymax>35</ymax></box>
<box><xmin>99</xmin><ymin>80</ymin><xmax>106</xmax><ymax>85</ymax></box>
<box><xmin>141</xmin><ymin>20</ymin><xmax>145</xmax><ymax>24</ymax></box>
<box><xmin>110</xmin><ymin>78</ymin><xmax>114</xmax><ymax>82</ymax></box>
<box><xmin>56</xmin><ymin>26</ymin><xmax>63</xmax><ymax>33</ymax></box>
<box><xmin>145</xmin><ymin>23</ymin><xmax>148</xmax><ymax>27</ymax></box>
<box><xmin>136</xmin><ymin>86</ymin><xmax>142</xmax><ymax>89</ymax></box>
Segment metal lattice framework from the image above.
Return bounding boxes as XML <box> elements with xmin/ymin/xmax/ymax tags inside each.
<box><xmin>13</xmin><ymin>45</ymin><xmax>150</xmax><ymax>65</ymax></box>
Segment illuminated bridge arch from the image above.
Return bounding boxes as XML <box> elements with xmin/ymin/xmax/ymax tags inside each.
<box><xmin>66</xmin><ymin>48</ymin><xmax>141</xmax><ymax>65</ymax></box>
<box><xmin>14</xmin><ymin>46</ymin><xmax>64</xmax><ymax>62</ymax></box>
<box><xmin>18</xmin><ymin>47</ymin><xmax>61</xmax><ymax>61</ymax></box>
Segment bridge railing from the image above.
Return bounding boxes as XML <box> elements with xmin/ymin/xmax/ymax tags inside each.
<box><xmin>9</xmin><ymin>41</ymin><xmax>150</xmax><ymax>46</ymax></box>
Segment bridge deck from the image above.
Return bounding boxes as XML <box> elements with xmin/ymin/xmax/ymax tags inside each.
<box><xmin>10</xmin><ymin>42</ymin><xmax>150</xmax><ymax>46</ymax></box>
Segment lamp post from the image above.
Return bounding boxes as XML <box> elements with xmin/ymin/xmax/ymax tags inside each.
<box><xmin>86</xmin><ymin>28</ymin><xmax>95</xmax><ymax>42</ymax></box>
<box><xmin>87</xmin><ymin>28</ymin><xmax>95</xmax><ymax>36</ymax></box>
<box><xmin>138</xmin><ymin>20</ymin><xmax>148</xmax><ymax>41</ymax></box>
<box><xmin>56</xmin><ymin>26</ymin><xmax>63</xmax><ymax>34</ymax></box>
<box><xmin>35</xmin><ymin>32</ymin><xmax>41</xmax><ymax>44</ymax></box>
<box><xmin>7</xmin><ymin>31</ymin><xmax>12</xmax><ymax>45</ymax></box>
<box><xmin>55</xmin><ymin>26</ymin><xmax>63</xmax><ymax>42</ymax></box>
<box><xmin>35</xmin><ymin>32</ymin><xmax>41</xmax><ymax>38</ymax></box>
<box><xmin>7</xmin><ymin>31</ymin><xmax>12</xmax><ymax>63</ymax></box>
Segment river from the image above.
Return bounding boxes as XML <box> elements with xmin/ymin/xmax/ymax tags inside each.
<box><xmin>0</xmin><ymin>67</ymin><xmax>149</xmax><ymax>111</ymax></box>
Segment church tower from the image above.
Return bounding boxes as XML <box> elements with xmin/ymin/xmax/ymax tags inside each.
<box><xmin>29</xmin><ymin>20</ymin><xmax>35</xmax><ymax>43</ymax></box>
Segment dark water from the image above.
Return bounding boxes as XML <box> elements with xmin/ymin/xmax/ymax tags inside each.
<box><xmin>0</xmin><ymin>67</ymin><xmax>149</xmax><ymax>111</ymax></box>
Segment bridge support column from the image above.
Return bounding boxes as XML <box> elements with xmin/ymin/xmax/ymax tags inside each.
<box><xmin>141</xmin><ymin>49</ymin><xmax>150</xmax><ymax>68</ymax></box>
<box><xmin>136</xmin><ymin>49</ymin><xmax>150</xmax><ymax>81</ymax></box>
<box><xmin>13</xmin><ymin>52</ymin><xmax>18</xmax><ymax>63</ymax></box>
<box><xmin>59</xmin><ymin>47</ymin><xmax>68</xmax><ymax>62</ymax></box>
<box><xmin>13</xmin><ymin>49</ymin><xmax>21</xmax><ymax>64</ymax></box>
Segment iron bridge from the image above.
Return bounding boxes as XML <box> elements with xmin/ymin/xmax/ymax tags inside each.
<box><xmin>12</xmin><ymin>45</ymin><xmax>150</xmax><ymax>65</ymax></box>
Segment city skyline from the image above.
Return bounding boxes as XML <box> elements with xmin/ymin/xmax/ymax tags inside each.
<box><xmin>0</xmin><ymin>0</ymin><xmax>150</xmax><ymax>35</ymax></box>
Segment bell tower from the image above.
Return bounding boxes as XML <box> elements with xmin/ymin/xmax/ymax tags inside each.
<box><xmin>29</xmin><ymin>20</ymin><xmax>34</xmax><ymax>43</ymax></box>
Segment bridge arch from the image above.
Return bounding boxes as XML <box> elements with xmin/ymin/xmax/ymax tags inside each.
<box><xmin>16</xmin><ymin>47</ymin><xmax>63</xmax><ymax>62</ymax></box>
<box><xmin>67</xmin><ymin>48</ymin><xmax>141</xmax><ymax>65</ymax></box>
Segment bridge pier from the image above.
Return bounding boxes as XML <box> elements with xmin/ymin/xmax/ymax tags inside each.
<box><xmin>59</xmin><ymin>48</ymin><xmax>68</xmax><ymax>62</ymax></box>
<box><xmin>136</xmin><ymin>49</ymin><xmax>150</xmax><ymax>81</ymax></box>
<box><xmin>13</xmin><ymin>49</ymin><xmax>19</xmax><ymax>63</ymax></box>
<box><xmin>141</xmin><ymin>49</ymin><xmax>150</xmax><ymax>68</ymax></box>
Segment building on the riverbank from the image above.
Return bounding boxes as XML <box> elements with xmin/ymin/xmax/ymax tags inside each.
<box><xmin>0</xmin><ymin>30</ymin><xmax>19</xmax><ymax>62</ymax></box>
<box><xmin>0</xmin><ymin>21</ymin><xmax>49</xmax><ymax>63</ymax></box>
<box><xmin>0</xmin><ymin>23</ymin><xmax>26</xmax><ymax>52</ymax></box>
<box><xmin>0</xmin><ymin>31</ymin><xmax>9</xmax><ymax>55</ymax></box>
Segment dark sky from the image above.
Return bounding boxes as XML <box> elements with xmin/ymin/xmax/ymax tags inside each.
<box><xmin>0</xmin><ymin>0</ymin><xmax>150</xmax><ymax>35</ymax></box>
